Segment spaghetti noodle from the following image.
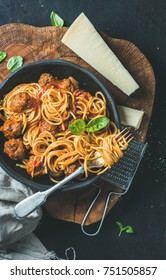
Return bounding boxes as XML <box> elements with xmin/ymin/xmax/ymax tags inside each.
<box><xmin>0</xmin><ymin>73</ymin><xmax>130</xmax><ymax>182</ymax></box>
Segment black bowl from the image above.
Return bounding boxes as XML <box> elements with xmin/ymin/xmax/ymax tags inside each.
<box><xmin>0</xmin><ymin>59</ymin><xmax>120</xmax><ymax>191</ymax></box>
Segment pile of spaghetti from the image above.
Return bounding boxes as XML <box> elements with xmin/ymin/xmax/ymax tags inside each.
<box><xmin>0</xmin><ymin>73</ymin><xmax>130</xmax><ymax>181</ymax></box>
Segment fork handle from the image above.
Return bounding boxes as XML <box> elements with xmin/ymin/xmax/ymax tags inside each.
<box><xmin>14</xmin><ymin>191</ymin><xmax>47</xmax><ymax>218</ymax></box>
<box><xmin>14</xmin><ymin>166</ymin><xmax>85</xmax><ymax>218</ymax></box>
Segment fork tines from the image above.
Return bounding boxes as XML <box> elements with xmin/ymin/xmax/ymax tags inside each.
<box><xmin>116</xmin><ymin>127</ymin><xmax>134</xmax><ymax>143</ymax></box>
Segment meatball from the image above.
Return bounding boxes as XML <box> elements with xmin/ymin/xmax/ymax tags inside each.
<box><xmin>39</xmin><ymin>120</ymin><xmax>57</xmax><ymax>134</ymax></box>
<box><xmin>10</xmin><ymin>92</ymin><xmax>36</xmax><ymax>113</ymax></box>
<box><xmin>4</xmin><ymin>138</ymin><xmax>26</xmax><ymax>160</ymax></box>
<box><xmin>26</xmin><ymin>156</ymin><xmax>46</xmax><ymax>177</ymax></box>
<box><xmin>59</xmin><ymin>77</ymin><xmax>79</xmax><ymax>92</ymax></box>
<box><xmin>38</xmin><ymin>73</ymin><xmax>55</xmax><ymax>88</ymax></box>
<box><xmin>1</xmin><ymin>118</ymin><xmax>23</xmax><ymax>138</ymax></box>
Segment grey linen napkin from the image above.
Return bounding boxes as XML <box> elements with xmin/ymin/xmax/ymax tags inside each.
<box><xmin>0</xmin><ymin>167</ymin><xmax>61</xmax><ymax>260</ymax></box>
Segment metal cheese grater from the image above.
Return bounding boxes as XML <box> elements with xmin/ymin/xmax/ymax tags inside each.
<box><xmin>101</xmin><ymin>139</ymin><xmax>148</xmax><ymax>191</ymax></box>
<box><xmin>81</xmin><ymin>139</ymin><xmax>147</xmax><ymax>236</ymax></box>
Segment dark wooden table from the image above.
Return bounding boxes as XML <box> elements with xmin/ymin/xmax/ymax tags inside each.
<box><xmin>0</xmin><ymin>0</ymin><xmax>165</xmax><ymax>260</ymax></box>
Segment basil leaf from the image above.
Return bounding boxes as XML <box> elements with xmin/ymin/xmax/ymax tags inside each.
<box><xmin>0</xmin><ymin>51</ymin><xmax>7</xmax><ymax>62</ymax></box>
<box><xmin>116</xmin><ymin>221</ymin><xmax>134</xmax><ymax>236</ymax></box>
<box><xmin>124</xmin><ymin>226</ymin><xmax>134</xmax><ymax>234</ymax></box>
<box><xmin>69</xmin><ymin>119</ymin><xmax>86</xmax><ymax>135</ymax></box>
<box><xmin>116</xmin><ymin>221</ymin><xmax>124</xmax><ymax>236</ymax></box>
<box><xmin>50</xmin><ymin>11</ymin><xmax>64</xmax><ymax>27</ymax></box>
<box><xmin>85</xmin><ymin>117</ymin><xmax>110</xmax><ymax>133</ymax></box>
<box><xmin>7</xmin><ymin>56</ymin><xmax>23</xmax><ymax>72</ymax></box>
<box><xmin>116</xmin><ymin>221</ymin><xmax>123</xmax><ymax>230</ymax></box>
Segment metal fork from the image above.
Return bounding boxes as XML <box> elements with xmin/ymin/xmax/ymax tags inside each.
<box><xmin>14</xmin><ymin>159</ymin><xmax>104</xmax><ymax>219</ymax></box>
<box><xmin>14</xmin><ymin>128</ymin><xmax>132</xmax><ymax>219</ymax></box>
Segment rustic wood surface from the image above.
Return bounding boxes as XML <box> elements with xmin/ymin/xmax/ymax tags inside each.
<box><xmin>0</xmin><ymin>24</ymin><xmax>156</xmax><ymax>225</ymax></box>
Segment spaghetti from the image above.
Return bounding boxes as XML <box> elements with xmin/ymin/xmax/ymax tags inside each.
<box><xmin>0</xmin><ymin>73</ymin><xmax>131</xmax><ymax>182</ymax></box>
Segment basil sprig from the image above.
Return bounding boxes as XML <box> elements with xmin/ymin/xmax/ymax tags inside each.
<box><xmin>0</xmin><ymin>51</ymin><xmax>7</xmax><ymax>62</ymax></box>
<box><xmin>69</xmin><ymin>117</ymin><xmax>110</xmax><ymax>135</ymax></box>
<box><xmin>116</xmin><ymin>221</ymin><xmax>134</xmax><ymax>236</ymax></box>
<box><xmin>50</xmin><ymin>11</ymin><xmax>64</xmax><ymax>27</ymax></box>
<box><xmin>7</xmin><ymin>56</ymin><xmax>23</xmax><ymax>72</ymax></box>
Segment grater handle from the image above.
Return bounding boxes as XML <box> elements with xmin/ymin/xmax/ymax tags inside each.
<box><xmin>81</xmin><ymin>184</ymin><xmax>122</xmax><ymax>236</ymax></box>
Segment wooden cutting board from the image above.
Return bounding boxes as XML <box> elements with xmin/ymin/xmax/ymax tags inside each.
<box><xmin>0</xmin><ymin>24</ymin><xmax>155</xmax><ymax>225</ymax></box>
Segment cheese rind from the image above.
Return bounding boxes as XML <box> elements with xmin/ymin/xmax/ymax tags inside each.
<box><xmin>117</xmin><ymin>105</ymin><xmax>144</xmax><ymax>129</ymax></box>
<box><xmin>62</xmin><ymin>13</ymin><xmax>139</xmax><ymax>96</ymax></box>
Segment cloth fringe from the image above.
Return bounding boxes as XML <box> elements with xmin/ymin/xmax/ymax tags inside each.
<box><xmin>0</xmin><ymin>167</ymin><xmax>76</xmax><ymax>260</ymax></box>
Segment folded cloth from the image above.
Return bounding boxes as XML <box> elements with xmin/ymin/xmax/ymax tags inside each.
<box><xmin>0</xmin><ymin>167</ymin><xmax>62</xmax><ymax>260</ymax></box>
<box><xmin>0</xmin><ymin>233</ymin><xmax>59</xmax><ymax>260</ymax></box>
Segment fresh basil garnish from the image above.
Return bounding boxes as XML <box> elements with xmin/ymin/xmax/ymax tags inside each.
<box><xmin>69</xmin><ymin>116</ymin><xmax>110</xmax><ymax>135</ymax></box>
<box><xmin>0</xmin><ymin>51</ymin><xmax>7</xmax><ymax>62</ymax></box>
<box><xmin>7</xmin><ymin>56</ymin><xmax>23</xmax><ymax>72</ymax></box>
<box><xmin>50</xmin><ymin>11</ymin><xmax>64</xmax><ymax>27</ymax></box>
<box><xmin>69</xmin><ymin>119</ymin><xmax>86</xmax><ymax>135</ymax></box>
<box><xmin>116</xmin><ymin>221</ymin><xmax>134</xmax><ymax>236</ymax></box>
<box><xmin>85</xmin><ymin>117</ymin><xmax>110</xmax><ymax>133</ymax></box>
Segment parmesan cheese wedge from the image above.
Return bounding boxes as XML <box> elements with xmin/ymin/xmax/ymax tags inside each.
<box><xmin>117</xmin><ymin>105</ymin><xmax>144</xmax><ymax>129</ymax></box>
<box><xmin>62</xmin><ymin>13</ymin><xmax>139</xmax><ymax>96</ymax></box>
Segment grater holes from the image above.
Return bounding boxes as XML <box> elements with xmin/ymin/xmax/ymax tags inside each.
<box><xmin>101</xmin><ymin>140</ymin><xmax>147</xmax><ymax>189</ymax></box>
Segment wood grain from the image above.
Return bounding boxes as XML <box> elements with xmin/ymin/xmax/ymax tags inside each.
<box><xmin>0</xmin><ymin>23</ymin><xmax>156</xmax><ymax>225</ymax></box>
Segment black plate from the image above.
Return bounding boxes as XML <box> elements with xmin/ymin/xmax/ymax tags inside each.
<box><xmin>0</xmin><ymin>59</ymin><xmax>120</xmax><ymax>191</ymax></box>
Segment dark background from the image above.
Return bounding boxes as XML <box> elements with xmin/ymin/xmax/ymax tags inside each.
<box><xmin>0</xmin><ymin>0</ymin><xmax>165</xmax><ymax>260</ymax></box>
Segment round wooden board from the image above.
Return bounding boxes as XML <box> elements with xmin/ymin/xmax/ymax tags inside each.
<box><xmin>0</xmin><ymin>24</ymin><xmax>155</xmax><ymax>225</ymax></box>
